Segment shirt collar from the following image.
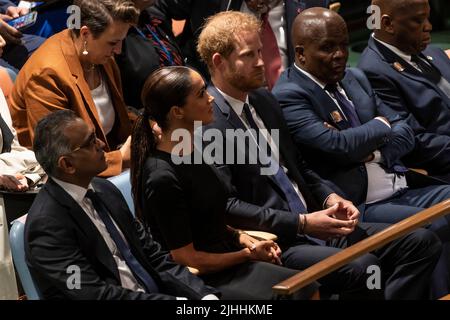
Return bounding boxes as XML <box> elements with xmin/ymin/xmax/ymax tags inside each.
<box><xmin>52</xmin><ymin>177</ymin><xmax>94</xmax><ymax>203</ymax></box>
<box><xmin>372</xmin><ymin>34</ymin><xmax>413</xmax><ymax>64</ymax></box>
<box><xmin>294</xmin><ymin>63</ymin><xmax>327</xmax><ymax>89</ymax></box>
<box><xmin>215</xmin><ymin>87</ymin><xmax>250</xmax><ymax>117</ymax></box>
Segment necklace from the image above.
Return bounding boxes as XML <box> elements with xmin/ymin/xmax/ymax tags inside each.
<box><xmin>83</xmin><ymin>63</ymin><xmax>96</xmax><ymax>72</ymax></box>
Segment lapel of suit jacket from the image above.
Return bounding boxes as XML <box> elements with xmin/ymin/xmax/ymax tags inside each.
<box><xmin>208</xmin><ymin>85</ymin><xmax>284</xmax><ymax>191</ymax></box>
<box><xmin>248</xmin><ymin>89</ymin><xmax>319</xmax><ymax>210</ymax></box>
<box><xmin>370</xmin><ymin>37</ymin><xmax>450</xmax><ymax>99</ymax></box>
<box><xmin>291</xmin><ymin>66</ymin><xmax>351</xmax><ymax>130</ymax></box>
<box><xmin>92</xmin><ymin>181</ymin><xmax>139</xmax><ymax>253</ymax></box>
<box><xmin>91</xmin><ymin>179</ymin><xmax>164</xmax><ymax>285</ymax></box>
<box><xmin>59</xmin><ymin>31</ymin><xmax>106</xmax><ymax>139</ymax></box>
<box><xmin>248</xmin><ymin>89</ymin><xmax>294</xmax><ymax>171</ymax></box>
<box><xmin>340</xmin><ymin>71</ymin><xmax>373</xmax><ymax>124</ymax></box>
<box><xmin>426</xmin><ymin>47</ymin><xmax>450</xmax><ymax>83</ymax></box>
<box><xmin>208</xmin><ymin>85</ymin><xmax>247</xmax><ymax>131</ymax></box>
<box><xmin>45</xmin><ymin>178</ymin><xmax>121</xmax><ymax>281</ymax></box>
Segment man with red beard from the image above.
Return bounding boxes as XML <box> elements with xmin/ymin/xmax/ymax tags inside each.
<box><xmin>198</xmin><ymin>10</ymin><xmax>442</xmax><ymax>299</ymax></box>
<box><xmin>358</xmin><ymin>0</ymin><xmax>450</xmax><ymax>183</ymax></box>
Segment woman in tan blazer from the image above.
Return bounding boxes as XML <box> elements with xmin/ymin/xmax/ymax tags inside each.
<box><xmin>9</xmin><ymin>0</ymin><xmax>140</xmax><ymax>177</ymax></box>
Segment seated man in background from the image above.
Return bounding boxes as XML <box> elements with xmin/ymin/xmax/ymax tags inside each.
<box><xmin>155</xmin><ymin>0</ymin><xmax>329</xmax><ymax>86</ymax></box>
<box><xmin>199</xmin><ymin>10</ymin><xmax>442</xmax><ymax>299</ymax></box>
<box><xmin>25</xmin><ymin>110</ymin><xmax>220</xmax><ymax>300</ymax></box>
<box><xmin>358</xmin><ymin>0</ymin><xmax>450</xmax><ymax>182</ymax></box>
<box><xmin>273</xmin><ymin>8</ymin><xmax>450</xmax><ymax>298</ymax></box>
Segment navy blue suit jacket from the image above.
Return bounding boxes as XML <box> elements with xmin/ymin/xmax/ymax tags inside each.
<box><xmin>273</xmin><ymin>66</ymin><xmax>416</xmax><ymax>205</ymax></box>
<box><xmin>25</xmin><ymin>178</ymin><xmax>218</xmax><ymax>300</ymax></box>
<box><xmin>358</xmin><ymin>37</ymin><xmax>450</xmax><ymax>176</ymax></box>
<box><xmin>203</xmin><ymin>86</ymin><xmax>336</xmax><ymax>244</ymax></box>
<box><xmin>155</xmin><ymin>0</ymin><xmax>329</xmax><ymax>77</ymax></box>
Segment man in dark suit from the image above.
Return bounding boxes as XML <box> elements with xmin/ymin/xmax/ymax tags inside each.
<box><xmin>25</xmin><ymin>110</ymin><xmax>219</xmax><ymax>300</ymax></box>
<box><xmin>155</xmin><ymin>0</ymin><xmax>329</xmax><ymax>84</ymax></box>
<box><xmin>273</xmin><ymin>7</ymin><xmax>450</xmax><ymax>297</ymax></box>
<box><xmin>197</xmin><ymin>10</ymin><xmax>442</xmax><ymax>299</ymax></box>
<box><xmin>358</xmin><ymin>0</ymin><xmax>450</xmax><ymax>182</ymax></box>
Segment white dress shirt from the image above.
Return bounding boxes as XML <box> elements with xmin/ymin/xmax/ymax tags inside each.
<box><xmin>294</xmin><ymin>64</ymin><xmax>408</xmax><ymax>203</ymax></box>
<box><xmin>216</xmin><ymin>87</ymin><xmax>308</xmax><ymax>210</ymax></box>
<box><xmin>52</xmin><ymin>178</ymin><xmax>145</xmax><ymax>293</ymax></box>
<box><xmin>91</xmin><ymin>72</ymin><xmax>116</xmax><ymax>135</ymax></box>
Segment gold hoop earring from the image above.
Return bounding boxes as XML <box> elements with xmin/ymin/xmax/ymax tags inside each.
<box><xmin>82</xmin><ymin>41</ymin><xmax>88</xmax><ymax>56</ymax></box>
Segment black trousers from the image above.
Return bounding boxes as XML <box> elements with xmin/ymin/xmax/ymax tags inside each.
<box><xmin>200</xmin><ymin>261</ymin><xmax>318</xmax><ymax>300</ymax></box>
<box><xmin>281</xmin><ymin>223</ymin><xmax>441</xmax><ymax>299</ymax></box>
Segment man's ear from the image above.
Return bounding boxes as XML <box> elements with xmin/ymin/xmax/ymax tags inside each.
<box><xmin>58</xmin><ymin>156</ymin><xmax>76</xmax><ymax>175</ymax></box>
<box><xmin>295</xmin><ymin>45</ymin><xmax>306</xmax><ymax>65</ymax></box>
<box><xmin>381</xmin><ymin>14</ymin><xmax>394</xmax><ymax>34</ymax></box>
<box><xmin>212</xmin><ymin>53</ymin><xmax>224</xmax><ymax>71</ymax></box>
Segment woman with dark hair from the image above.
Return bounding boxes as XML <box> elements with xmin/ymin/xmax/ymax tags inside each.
<box><xmin>9</xmin><ymin>0</ymin><xmax>140</xmax><ymax>177</ymax></box>
<box><xmin>130</xmin><ymin>66</ymin><xmax>318</xmax><ymax>300</ymax></box>
<box><xmin>116</xmin><ymin>0</ymin><xmax>184</xmax><ymax>109</ymax></box>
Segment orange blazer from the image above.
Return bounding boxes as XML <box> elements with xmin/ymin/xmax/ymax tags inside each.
<box><xmin>9</xmin><ymin>30</ymin><xmax>131</xmax><ymax>177</ymax></box>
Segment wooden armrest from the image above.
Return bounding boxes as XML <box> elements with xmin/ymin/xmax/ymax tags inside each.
<box><xmin>244</xmin><ymin>230</ymin><xmax>278</xmax><ymax>241</ymax></box>
<box><xmin>329</xmin><ymin>2</ymin><xmax>341</xmax><ymax>12</ymax></box>
<box><xmin>440</xmin><ymin>294</ymin><xmax>450</xmax><ymax>300</ymax></box>
<box><xmin>273</xmin><ymin>200</ymin><xmax>450</xmax><ymax>296</ymax></box>
<box><xmin>409</xmin><ymin>168</ymin><xmax>428</xmax><ymax>175</ymax></box>
<box><xmin>187</xmin><ymin>266</ymin><xmax>200</xmax><ymax>275</ymax></box>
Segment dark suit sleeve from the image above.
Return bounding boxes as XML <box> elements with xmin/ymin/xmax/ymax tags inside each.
<box><xmin>277</xmin><ymin>87</ymin><xmax>392</xmax><ymax>164</ymax></box>
<box><xmin>216</xmin><ymin>163</ymin><xmax>300</xmax><ymax>243</ymax></box>
<box><xmin>350</xmin><ymin>68</ymin><xmax>416</xmax><ymax>167</ymax></box>
<box><xmin>361</xmin><ymin>69</ymin><xmax>450</xmax><ymax>169</ymax></box>
<box><xmin>26</xmin><ymin>214</ymin><xmax>178</xmax><ymax>300</ymax></box>
<box><xmin>134</xmin><ymin>220</ymin><xmax>220</xmax><ymax>299</ymax></box>
<box><xmin>295</xmin><ymin>154</ymin><xmax>337</xmax><ymax>205</ymax></box>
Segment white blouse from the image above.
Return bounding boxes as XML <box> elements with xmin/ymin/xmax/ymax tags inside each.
<box><xmin>91</xmin><ymin>73</ymin><xmax>116</xmax><ymax>135</ymax></box>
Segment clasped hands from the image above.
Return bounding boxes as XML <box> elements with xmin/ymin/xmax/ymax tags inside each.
<box><xmin>303</xmin><ymin>193</ymin><xmax>360</xmax><ymax>241</ymax></box>
<box><xmin>239</xmin><ymin>232</ymin><xmax>282</xmax><ymax>266</ymax></box>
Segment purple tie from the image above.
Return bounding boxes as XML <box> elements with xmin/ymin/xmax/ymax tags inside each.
<box><xmin>325</xmin><ymin>84</ymin><xmax>361</xmax><ymax>127</ymax></box>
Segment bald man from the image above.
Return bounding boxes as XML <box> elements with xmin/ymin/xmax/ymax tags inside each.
<box><xmin>273</xmin><ymin>7</ymin><xmax>450</xmax><ymax>298</ymax></box>
<box><xmin>358</xmin><ymin>0</ymin><xmax>450</xmax><ymax>183</ymax></box>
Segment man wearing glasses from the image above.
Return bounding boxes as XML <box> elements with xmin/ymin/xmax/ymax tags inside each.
<box><xmin>23</xmin><ymin>110</ymin><xmax>219</xmax><ymax>300</ymax></box>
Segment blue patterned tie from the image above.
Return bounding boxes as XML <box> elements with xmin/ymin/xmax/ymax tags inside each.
<box><xmin>242</xmin><ymin>104</ymin><xmax>307</xmax><ymax>215</ymax></box>
<box><xmin>325</xmin><ymin>84</ymin><xmax>361</xmax><ymax>127</ymax></box>
<box><xmin>86</xmin><ymin>190</ymin><xmax>159</xmax><ymax>293</ymax></box>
